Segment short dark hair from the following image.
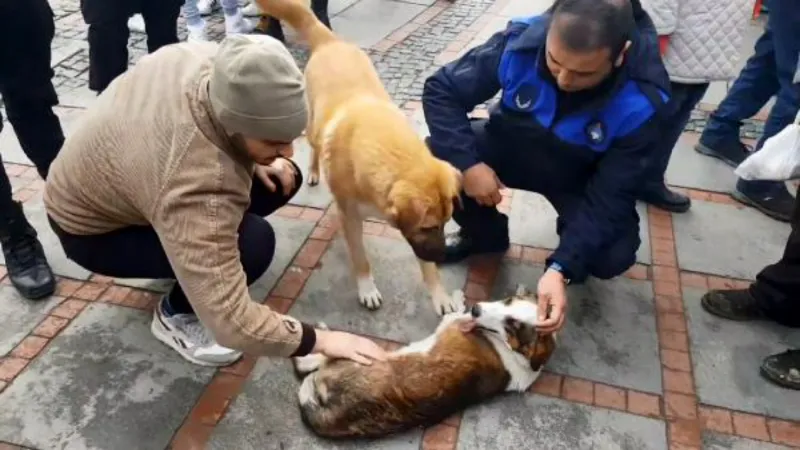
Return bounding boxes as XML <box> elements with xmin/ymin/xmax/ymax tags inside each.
<box><xmin>549</xmin><ymin>0</ymin><xmax>635</xmax><ymax>59</ymax></box>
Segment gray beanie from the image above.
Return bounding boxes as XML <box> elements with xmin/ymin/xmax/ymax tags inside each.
<box><xmin>209</xmin><ymin>34</ymin><xmax>307</xmax><ymax>142</ymax></box>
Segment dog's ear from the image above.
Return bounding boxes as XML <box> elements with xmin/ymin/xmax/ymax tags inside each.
<box><xmin>515</xmin><ymin>284</ymin><xmax>529</xmax><ymax>297</ymax></box>
<box><xmin>525</xmin><ymin>334</ymin><xmax>557</xmax><ymax>372</ymax></box>
<box><xmin>439</xmin><ymin>161</ymin><xmax>463</xmax><ymax>214</ymax></box>
<box><xmin>388</xmin><ymin>182</ymin><xmax>428</xmax><ymax>231</ymax></box>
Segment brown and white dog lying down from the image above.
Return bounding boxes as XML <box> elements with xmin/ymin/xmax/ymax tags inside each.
<box><xmin>254</xmin><ymin>0</ymin><xmax>463</xmax><ymax>315</ymax></box>
<box><xmin>291</xmin><ymin>285</ymin><xmax>558</xmax><ymax>439</ymax></box>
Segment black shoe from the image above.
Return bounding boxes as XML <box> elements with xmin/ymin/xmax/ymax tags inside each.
<box><xmin>694</xmin><ymin>139</ymin><xmax>752</xmax><ymax>168</ymax></box>
<box><xmin>443</xmin><ymin>229</ymin><xmax>510</xmax><ymax>264</ymax></box>
<box><xmin>760</xmin><ymin>349</ymin><xmax>800</xmax><ymax>391</ymax></box>
<box><xmin>731</xmin><ymin>187</ymin><xmax>794</xmax><ymax>223</ymax></box>
<box><xmin>700</xmin><ymin>288</ymin><xmax>767</xmax><ymax>321</ymax></box>
<box><xmin>640</xmin><ymin>185</ymin><xmax>691</xmax><ymax>213</ymax></box>
<box><xmin>0</xmin><ymin>201</ymin><xmax>56</xmax><ymax>300</ymax></box>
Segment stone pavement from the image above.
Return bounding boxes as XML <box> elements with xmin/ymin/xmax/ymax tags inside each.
<box><xmin>1</xmin><ymin>0</ymin><xmax>800</xmax><ymax>449</ymax></box>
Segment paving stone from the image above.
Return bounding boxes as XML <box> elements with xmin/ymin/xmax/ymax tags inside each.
<box><xmin>684</xmin><ymin>287</ymin><xmax>800</xmax><ymax>421</ymax></box>
<box><xmin>498</xmin><ymin>0</ymin><xmax>554</xmax><ymax>17</ymax></box>
<box><xmin>112</xmin><ymin>278</ymin><xmax>173</xmax><ymax>293</ymax></box>
<box><xmin>208</xmin><ymin>357</ymin><xmax>422</xmax><ymax>449</ymax></box>
<box><xmin>249</xmin><ymin>216</ymin><xmax>316</xmax><ymax>303</ymax></box>
<box><xmin>329</xmin><ymin>0</ymin><xmax>362</xmax><ymax>15</ymax></box>
<box><xmin>0</xmin><ymin>107</ymin><xmax>86</xmax><ymax>166</ymax></box>
<box><xmin>492</xmin><ymin>260</ymin><xmax>662</xmax><ymax>394</ymax></box>
<box><xmin>703</xmin><ymin>432</ymin><xmax>793</xmax><ymax>450</ymax></box>
<box><xmin>672</xmin><ymin>200</ymin><xmax>791</xmax><ymax>280</ymax></box>
<box><xmin>0</xmin><ymin>303</ymin><xmax>215</xmax><ymax>450</ymax></box>
<box><xmin>289</xmin><ymin>234</ymin><xmax>468</xmax><ymax>343</ymax></box>
<box><xmin>288</xmin><ymin>138</ymin><xmax>334</xmax><ymax>209</ymax></box>
<box><xmin>0</xmin><ymin>194</ymin><xmax>91</xmax><ymax>281</ymax></box>
<box><xmin>0</xmin><ymin>286</ymin><xmax>62</xmax><ymax>356</ymax></box>
<box><xmin>664</xmin><ymin>133</ymin><xmax>738</xmax><ymax>193</ymax></box>
<box><xmin>331</xmin><ymin>0</ymin><xmax>426</xmax><ymax>48</ymax></box>
<box><xmin>458</xmin><ymin>393</ymin><xmax>668</xmax><ymax>450</ymax></box>
<box><xmin>509</xmin><ymin>190</ymin><xmax>652</xmax><ymax>264</ymax></box>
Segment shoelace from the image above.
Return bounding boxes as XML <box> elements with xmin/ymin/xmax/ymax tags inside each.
<box><xmin>179</xmin><ymin>317</ymin><xmax>215</xmax><ymax>347</ymax></box>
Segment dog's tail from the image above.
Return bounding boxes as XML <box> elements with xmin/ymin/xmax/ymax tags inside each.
<box><xmin>254</xmin><ymin>0</ymin><xmax>336</xmax><ymax>51</ymax></box>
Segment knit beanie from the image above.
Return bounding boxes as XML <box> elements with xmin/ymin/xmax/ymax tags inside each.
<box><xmin>209</xmin><ymin>34</ymin><xmax>307</xmax><ymax>142</ymax></box>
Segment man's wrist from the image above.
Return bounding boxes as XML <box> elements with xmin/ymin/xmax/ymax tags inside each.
<box><xmin>546</xmin><ymin>261</ymin><xmax>571</xmax><ymax>285</ymax></box>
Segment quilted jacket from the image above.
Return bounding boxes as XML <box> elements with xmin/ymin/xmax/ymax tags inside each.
<box><xmin>641</xmin><ymin>0</ymin><xmax>752</xmax><ymax>83</ymax></box>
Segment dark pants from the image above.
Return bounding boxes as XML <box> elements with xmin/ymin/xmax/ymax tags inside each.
<box><xmin>80</xmin><ymin>0</ymin><xmax>182</xmax><ymax>93</ymax></box>
<box><xmin>448</xmin><ymin>120</ymin><xmax>639</xmax><ymax>282</ymax></box>
<box><xmin>701</xmin><ymin>0</ymin><xmax>800</xmax><ymax>196</ymax></box>
<box><xmin>50</xmin><ymin>167</ymin><xmax>302</xmax><ymax>314</ymax></box>
<box><xmin>751</xmin><ymin>185</ymin><xmax>800</xmax><ymax>327</ymax></box>
<box><xmin>0</xmin><ymin>0</ymin><xmax>64</xmax><ymax>212</ymax></box>
<box><xmin>646</xmin><ymin>82</ymin><xmax>710</xmax><ymax>187</ymax></box>
<box><xmin>260</xmin><ymin>0</ymin><xmax>330</xmax><ymax>42</ymax></box>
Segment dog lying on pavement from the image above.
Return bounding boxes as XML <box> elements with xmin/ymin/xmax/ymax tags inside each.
<box><xmin>291</xmin><ymin>285</ymin><xmax>558</xmax><ymax>439</ymax></box>
<box><xmin>255</xmin><ymin>0</ymin><xmax>463</xmax><ymax>316</ymax></box>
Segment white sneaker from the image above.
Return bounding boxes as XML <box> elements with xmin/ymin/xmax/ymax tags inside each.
<box><xmin>187</xmin><ymin>21</ymin><xmax>210</xmax><ymax>42</ymax></box>
<box><xmin>197</xmin><ymin>0</ymin><xmax>216</xmax><ymax>16</ymax></box>
<box><xmin>225</xmin><ymin>11</ymin><xmax>255</xmax><ymax>35</ymax></box>
<box><xmin>240</xmin><ymin>2</ymin><xmax>262</xmax><ymax>17</ymax></box>
<box><xmin>128</xmin><ymin>14</ymin><xmax>146</xmax><ymax>33</ymax></box>
<box><xmin>151</xmin><ymin>297</ymin><xmax>242</xmax><ymax>367</ymax></box>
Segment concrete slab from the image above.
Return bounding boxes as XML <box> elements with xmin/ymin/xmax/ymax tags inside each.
<box><xmin>0</xmin><ymin>107</ymin><xmax>86</xmax><ymax>166</ymax></box>
<box><xmin>492</xmin><ymin>261</ymin><xmax>663</xmax><ymax>394</ymax></box>
<box><xmin>703</xmin><ymin>432</ymin><xmax>793</xmax><ymax>450</ymax></box>
<box><xmin>288</xmin><ymin>234</ymin><xmax>468</xmax><ymax>343</ymax></box>
<box><xmin>509</xmin><ymin>190</ymin><xmax>652</xmax><ymax>264</ymax></box>
<box><xmin>498</xmin><ymin>0</ymin><xmax>554</xmax><ymax>17</ymax></box>
<box><xmin>113</xmin><ymin>278</ymin><xmax>173</xmax><ymax>293</ymax></box>
<box><xmin>208</xmin><ymin>357</ymin><xmax>422</xmax><ymax>449</ymax></box>
<box><xmin>0</xmin><ymin>194</ymin><xmax>92</xmax><ymax>280</ymax></box>
<box><xmin>329</xmin><ymin>0</ymin><xmax>362</xmax><ymax>15</ymax></box>
<box><xmin>672</xmin><ymin>200</ymin><xmax>791</xmax><ymax>280</ymax></box>
<box><xmin>331</xmin><ymin>0</ymin><xmax>426</xmax><ymax>48</ymax></box>
<box><xmin>458</xmin><ymin>394</ymin><xmax>668</xmax><ymax>450</ymax></box>
<box><xmin>0</xmin><ymin>287</ymin><xmax>62</xmax><ymax>356</ymax></box>
<box><xmin>249</xmin><ymin>216</ymin><xmax>316</xmax><ymax>303</ymax></box>
<box><xmin>0</xmin><ymin>303</ymin><xmax>215</xmax><ymax>450</ymax></box>
<box><xmin>665</xmin><ymin>133</ymin><xmax>738</xmax><ymax>193</ymax></box>
<box><xmin>288</xmin><ymin>138</ymin><xmax>334</xmax><ymax>209</ymax></box>
<box><xmin>684</xmin><ymin>287</ymin><xmax>800</xmax><ymax>421</ymax></box>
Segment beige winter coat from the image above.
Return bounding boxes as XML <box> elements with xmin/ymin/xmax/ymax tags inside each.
<box><xmin>44</xmin><ymin>42</ymin><xmax>313</xmax><ymax>357</ymax></box>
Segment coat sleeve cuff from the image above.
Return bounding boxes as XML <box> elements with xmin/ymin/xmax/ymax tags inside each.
<box><xmin>290</xmin><ymin>322</ymin><xmax>317</xmax><ymax>357</ymax></box>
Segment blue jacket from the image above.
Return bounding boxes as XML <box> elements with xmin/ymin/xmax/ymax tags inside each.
<box><xmin>422</xmin><ymin>14</ymin><xmax>670</xmax><ymax>281</ymax></box>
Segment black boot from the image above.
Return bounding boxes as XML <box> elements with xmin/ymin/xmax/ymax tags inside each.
<box><xmin>760</xmin><ymin>349</ymin><xmax>800</xmax><ymax>390</ymax></box>
<box><xmin>640</xmin><ymin>184</ymin><xmax>691</xmax><ymax>213</ymax></box>
<box><xmin>700</xmin><ymin>288</ymin><xmax>767</xmax><ymax>321</ymax></box>
<box><xmin>0</xmin><ymin>201</ymin><xmax>56</xmax><ymax>300</ymax></box>
<box><xmin>443</xmin><ymin>215</ymin><xmax>511</xmax><ymax>264</ymax></box>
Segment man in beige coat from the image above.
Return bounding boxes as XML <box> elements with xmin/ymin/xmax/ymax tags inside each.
<box><xmin>44</xmin><ymin>35</ymin><xmax>386</xmax><ymax>367</ymax></box>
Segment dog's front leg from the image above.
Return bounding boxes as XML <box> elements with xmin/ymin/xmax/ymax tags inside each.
<box><xmin>340</xmin><ymin>204</ymin><xmax>383</xmax><ymax>310</ymax></box>
<box><xmin>419</xmin><ymin>259</ymin><xmax>460</xmax><ymax>315</ymax></box>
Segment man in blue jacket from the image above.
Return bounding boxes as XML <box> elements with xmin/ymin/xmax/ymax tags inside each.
<box><xmin>422</xmin><ymin>0</ymin><xmax>670</xmax><ymax>333</ymax></box>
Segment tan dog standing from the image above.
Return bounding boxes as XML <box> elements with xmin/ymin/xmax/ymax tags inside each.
<box><xmin>255</xmin><ymin>0</ymin><xmax>463</xmax><ymax>315</ymax></box>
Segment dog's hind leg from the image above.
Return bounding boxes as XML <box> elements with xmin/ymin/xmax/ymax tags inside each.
<box><xmin>419</xmin><ymin>260</ymin><xmax>459</xmax><ymax>315</ymax></box>
<box><xmin>306</xmin><ymin>111</ymin><xmax>323</xmax><ymax>186</ymax></box>
<box><xmin>339</xmin><ymin>201</ymin><xmax>383</xmax><ymax>310</ymax></box>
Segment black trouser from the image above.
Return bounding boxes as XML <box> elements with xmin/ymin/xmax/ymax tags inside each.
<box><xmin>750</xmin><ymin>185</ymin><xmax>800</xmax><ymax>327</ymax></box>
<box><xmin>50</xmin><ymin>167</ymin><xmax>302</xmax><ymax>314</ymax></box>
<box><xmin>261</xmin><ymin>0</ymin><xmax>330</xmax><ymax>42</ymax></box>
<box><xmin>0</xmin><ymin>0</ymin><xmax>65</xmax><ymax>214</ymax></box>
<box><xmin>80</xmin><ymin>0</ymin><xmax>182</xmax><ymax>93</ymax></box>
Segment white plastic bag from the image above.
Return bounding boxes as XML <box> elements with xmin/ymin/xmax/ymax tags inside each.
<box><xmin>734</xmin><ymin>109</ymin><xmax>800</xmax><ymax>181</ymax></box>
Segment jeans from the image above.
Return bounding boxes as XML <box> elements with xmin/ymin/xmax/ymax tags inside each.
<box><xmin>647</xmin><ymin>82</ymin><xmax>709</xmax><ymax>188</ymax></box>
<box><xmin>50</xmin><ymin>166</ymin><xmax>302</xmax><ymax>315</ymax></box>
<box><xmin>0</xmin><ymin>0</ymin><xmax>64</xmax><ymax>212</ymax></box>
<box><xmin>701</xmin><ymin>0</ymin><xmax>800</xmax><ymax>196</ymax></box>
<box><xmin>751</xmin><ymin>185</ymin><xmax>800</xmax><ymax>327</ymax></box>
<box><xmin>443</xmin><ymin>120</ymin><xmax>639</xmax><ymax>283</ymax></box>
<box><xmin>184</xmin><ymin>0</ymin><xmax>239</xmax><ymax>27</ymax></box>
<box><xmin>81</xmin><ymin>0</ymin><xmax>182</xmax><ymax>93</ymax></box>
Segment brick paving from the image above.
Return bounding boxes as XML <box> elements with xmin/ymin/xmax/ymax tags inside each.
<box><xmin>1</xmin><ymin>0</ymin><xmax>800</xmax><ymax>449</ymax></box>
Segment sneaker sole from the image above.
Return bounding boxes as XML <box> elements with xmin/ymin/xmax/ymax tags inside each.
<box><xmin>759</xmin><ymin>365</ymin><xmax>800</xmax><ymax>391</ymax></box>
<box><xmin>694</xmin><ymin>143</ymin><xmax>743</xmax><ymax>169</ymax></box>
<box><xmin>731</xmin><ymin>190</ymin><xmax>792</xmax><ymax>223</ymax></box>
<box><xmin>150</xmin><ymin>313</ymin><xmax>241</xmax><ymax>367</ymax></box>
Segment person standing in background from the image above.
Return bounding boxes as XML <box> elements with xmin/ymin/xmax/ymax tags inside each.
<box><xmin>638</xmin><ymin>0</ymin><xmax>753</xmax><ymax>213</ymax></box>
<box><xmin>0</xmin><ymin>0</ymin><xmax>63</xmax><ymax>300</ymax></box>
<box><xmin>182</xmin><ymin>0</ymin><xmax>255</xmax><ymax>42</ymax></box>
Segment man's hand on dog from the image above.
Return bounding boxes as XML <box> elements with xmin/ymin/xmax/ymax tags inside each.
<box><xmin>256</xmin><ymin>158</ymin><xmax>296</xmax><ymax>195</ymax></box>
<box><xmin>313</xmin><ymin>329</ymin><xmax>389</xmax><ymax>365</ymax></box>
<box><xmin>536</xmin><ymin>268</ymin><xmax>567</xmax><ymax>334</ymax></box>
<box><xmin>463</xmin><ymin>163</ymin><xmax>505</xmax><ymax>206</ymax></box>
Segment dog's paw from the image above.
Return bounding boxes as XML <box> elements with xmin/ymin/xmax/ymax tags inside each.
<box><xmin>432</xmin><ymin>290</ymin><xmax>461</xmax><ymax>316</ymax></box>
<box><xmin>308</xmin><ymin>172</ymin><xmax>320</xmax><ymax>186</ymax></box>
<box><xmin>357</xmin><ymin>276</ymin><xmax>383</xmax><ymax>310</ymax></box>
<box><xmin>293</xmin><ymin>354</ymin><xmax>327</xmax><ymax>376</ymax></box>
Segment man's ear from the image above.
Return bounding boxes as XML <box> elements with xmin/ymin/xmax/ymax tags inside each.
<box><xmin>615</xmin><ymin>40</ymin><xmax>632</xmax><ymax>67</ymax></box>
